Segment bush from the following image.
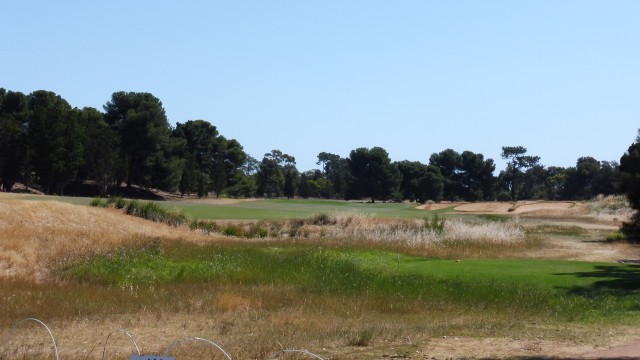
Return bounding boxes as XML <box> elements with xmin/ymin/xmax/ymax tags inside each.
<box><xmin>424</xmin><ymin>214</ymin><xmax>446</xmax><ymax>234</ymax></box>
<box><xmin>106</xmin><ymin>195</ymin><xmax>127</xmax><ymax>209</ymax></box>
<box><xmin>346</xmin><ymin>328</ymin><xmax>374</xmax><ymax>347</ymax></box>
<box><xmin>497</xmin><ymin>192</ymin><xmax>512</xmax><ymax>202</ymax></box>
<box><xmin>89</xmin><ymin>196</ymin><xmax>108</xmax><ymax>208</ymax></box>
<box><xmin>312</xmin><ymin>213</ymin><xmax>334</xmax><ymax>226</ymax></box>
<box><xmin>606</xmin><ymin>231</ymin><xmax>627</xmax><ymax>242</ymax></box>
<box><xmin>125</xmin><ymin>199</ymin><xmax>141</xmax><ymax>216</ymax></box>
<box><xmin>124</xmin><ymin>199</ymin><xmax>187</xmax><ymax>226</ymax></box>
<box><xmin>222</xmin><ymin>224</ymin><xmax>241</xmax><ymax>237</ymax></box>
<box><xmin>190</xmin><ymin>219</ymin><xmax>219</xmax><ymax>234</ymax></box>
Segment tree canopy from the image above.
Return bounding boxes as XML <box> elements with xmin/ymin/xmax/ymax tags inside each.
<box><xmin>347</xmin><ymin>147</ymin><xmax>400</xmax><ymax>203</ymax></box>
<box><xmin>0</xmin><ymin>87</ymin><xmax>625</xmax><ymax>202</ymax></box>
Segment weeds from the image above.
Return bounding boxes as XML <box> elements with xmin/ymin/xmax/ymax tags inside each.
<box><xmin>424</xmin><ymin>213</ymin><xmax>446</xmax><ymax>234</ymax></box>
<box><xmin>89</xmin><ymin>196</ymin><xmax>108</xmax><ymax>208</ymax></box>
<box><xmin>90</xmin><ymin>198</ymin><xmax>188</xmax><ymax>227</ymax></box>
<box><xmin>346</xmin><ymin>328</ymin><xmax>374</xmax><ymax>346</ymax></box>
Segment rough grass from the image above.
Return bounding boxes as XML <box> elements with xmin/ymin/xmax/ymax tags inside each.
<box><xmin>55</xmin><ymin>240</ymin><xmax>640</xmax><ymax>322</ymax></box>
<box><xmin>0</xmin><ymin>199</ymin><xmax>210</xmax><ymax>282</ymax></box>
<box><xmin>2</xmin><ymin>196</ymin><xmax>640</xmax><ymax>359</ymax></box>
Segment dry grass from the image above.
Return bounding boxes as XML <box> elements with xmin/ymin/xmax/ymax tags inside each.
<box><xmin>249</xmin><ymin>212</ymin><xmax>532</xmax><ymax>259</ymax></box>
<box><xmin>0</xmin><ymin>281</ymin><xmax>538</xmax><ymax>359</ymax></box>
<box><xmin>0</xmin><ymin>200</ymin><xmax>209</xmax><ymax>282</ymax></box>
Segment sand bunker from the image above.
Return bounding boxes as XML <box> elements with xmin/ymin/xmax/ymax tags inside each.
<box><xmin>419</xmin><ymin>201</ymin><xmax>580</xmax><ymax>215</ymax></box>
<box><xmin>511</xmin><ymin>202</ymin><xmax>575</xmax><ymax>214</ymax></box>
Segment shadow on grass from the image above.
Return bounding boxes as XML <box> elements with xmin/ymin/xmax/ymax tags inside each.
<box><xmin>556</xmin><ymin>265</ymin><xmax>640</xmax><ymax>296</ymax></box>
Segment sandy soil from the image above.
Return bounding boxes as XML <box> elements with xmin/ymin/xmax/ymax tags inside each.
<box><xmin>4</xmin><ymin>317</ymin><xmax>640</xmax><ymax>359</ymax></box>
<box><xmin>450</xmin><ymin>201</ymin><xmax>579</xmax><ymax>215</ymax></box>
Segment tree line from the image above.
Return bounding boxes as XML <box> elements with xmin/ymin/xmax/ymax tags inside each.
<box><xmin>0</xmin><ymin>88</ymin><xmax>623</xmax><ymax>202</ymax></box>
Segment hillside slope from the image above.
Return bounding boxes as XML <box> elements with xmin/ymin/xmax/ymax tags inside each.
<box><xmin>0</xmin><ymin>198</ymin><xmax>207</xmax><ymax>281</ymax></box>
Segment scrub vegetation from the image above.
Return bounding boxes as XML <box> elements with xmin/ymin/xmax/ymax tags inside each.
<box><xmin>1</xmin><ymin>194</ymin><xmax>640</xmax><ymax>359</ymax></box>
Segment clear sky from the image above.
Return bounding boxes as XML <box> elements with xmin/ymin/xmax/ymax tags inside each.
<box><xmin>2</xmin><ymin>1</ymin><xmax>639</xmax><ymax>172</ymax></box>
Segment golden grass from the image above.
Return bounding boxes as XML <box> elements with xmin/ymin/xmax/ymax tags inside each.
<box><xmin>0</xmin><ymin>200</ymin><xmax>210</xmax><ymax>282</ymax></box>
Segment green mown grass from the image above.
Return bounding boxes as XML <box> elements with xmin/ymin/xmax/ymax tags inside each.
<box><xmin>167</xmin><ymin>199</ymin><xmax>429</xmax><ymax>220</ymax></box>
<box><xmin>59</xmin><ymin>241</ymin><xmax>640</xmax><ymax>323</ymax></box>
<box><xmin>31</xmin><ymin>195</ymin><xmax>447</xmax><ymax>220</ymax></box>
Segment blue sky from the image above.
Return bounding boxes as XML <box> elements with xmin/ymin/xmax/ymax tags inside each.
<box><xmin>2</xmin><ymin>1</ymin><xmax>639</xmax><ymax>172</ymax></box>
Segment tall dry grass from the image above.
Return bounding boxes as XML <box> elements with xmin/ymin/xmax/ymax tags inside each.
<box><xmin>258</xmin><ymin>212</ymin><xmax>528</xmax><ymax>250</ymax></box>
<box><xmin>0</xmin><ymin>200</ymin><xmax>209</xmax><ymax>282</ymax></box>
<box><xmin>588</xmin><ymin>194</ymin><xmax>633</xmax><ymax>221</ymax></box>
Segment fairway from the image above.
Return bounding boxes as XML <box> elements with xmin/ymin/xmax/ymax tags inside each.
<box><xmin>164</xmin><ymin>198</ymin><xmax>432</xmax><ymax>220</ymax></box>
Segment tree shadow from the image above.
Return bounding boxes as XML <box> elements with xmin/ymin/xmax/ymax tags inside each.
<box><xmin>556</xmin><ymin>264</ymin><xmax>640</xmax><ymax>296</ymax></box>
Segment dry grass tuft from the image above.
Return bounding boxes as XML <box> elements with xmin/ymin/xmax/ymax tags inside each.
<box><xmin>587</xmin><ymin>194</ymin><xmax>633</xmax><ymax>222</ymax></box>
<box><xmin>264</xmin><ymin>212</ymin><xmax>527</xmax><ymax>247</ymax></box>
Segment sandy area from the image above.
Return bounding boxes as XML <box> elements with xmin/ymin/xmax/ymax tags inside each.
<box><xmin>454</xmin><ymin>202</ymin><xmax>514</xmax><ymax>213</ymax></box>
<box><xmin>449</xmin><ymin>201</ymin><xmax>579</xmax><ymax>215</ymax></box>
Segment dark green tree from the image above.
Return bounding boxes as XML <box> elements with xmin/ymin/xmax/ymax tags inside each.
<box><xmin>620</xmin><ymin>132</ymin><xmax>640</xmax><ymax>237</ymax></box>
<box><xmin>104</xmin><ymin>92</ymin><xmax>172</xmax><ymax>188</ymax></box>
<box><xmin>220</xmin><ymin>138</ymin><xmax>247</xmax><ymax>192</ymax></box>
<box><xmin>27</xmin><ymin>91</ymin><xmax>84</xmax><ymax>194</ymax></box>
<box><xmin>317</xmin><ymin>152</ymin><xmax>348</xmax><ymax>198</ymax></box>
<box><xmin>417</xmin><ymin>166</ymin><xmax>445</xmax><ymax>203</ymax></box>
<box><xmin>500</xmin><ymin>146</ymin><xmax>540</xmax><ymax>201</ymax></box>
<box><xmin>257</xmin><ymin>150</ymin><xmax>296</xmax><ymax>198</ymax></box>
<box><xmin>0</xmin><ymin>89</ymin><xmax>29</xmax><ymax>192</ymax></box>
<box><xmin>429</xmin><ymin>149</ymin><xmax>461</xmax><ymax>201</ymax></box>
<box><xmin>430</xmin><ymin>149</ymin><xmax>495</xmax><ymax>201</ymax></box>
<box><xmin>562</xmin><ymin>157</ymin><xmax>601</xmax><ymax>200</ymax></box>
<box><xmin>396</xmin><ymin>160</ymin><xmax>429</xmax><ymax>202</ymax></box>
<box><xmin>80</xmin><ymin>107</ymin><xmax>120</xmax><ymax>196</ymax></box>
<box><xmin>593</xmin><ymin>161</ymin><xmax>621</xmax><ymax>196</ymax></box>
<box><xmin>347</xmin><ymin>147</ymin><xmax>400</xmax><ymax>203</ymax></box>
<box><xmin>458</xmin><ymin>151</ymin><xmax>495</xmax><ymax>201</ymax></box>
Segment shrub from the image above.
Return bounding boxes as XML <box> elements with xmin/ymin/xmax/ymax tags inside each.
<box><xmin>247</xmin><ymin>223</ymin><xmax>269</xmax><ymax>238</ymax></box>
<box><xmin>222</xmin><ymin>224</ymin><xmax>241</xmax><ymax>237</ymax></box>
<box><xmin>190</xmin><ymin>219</ymin><xmax>219</xmax><ymax>234</ymax></box>
<box><xmin>89</xmin><ymin>196</ymin><xmax>108</xmax><ymax>208</ymax></box>
<box><xmin>165</xmin><ymin>208</ymin><xmax>188</xmax><ymax>227</ymax></box>
<box><xmin>497</xmin><ymin>192</ymin><xmax>512</xmax><ymax>202</ymax></box>
<box><xmin>123</xmin><ymin>200</ymin><xmax>187</xmax><ymax>226</ymax></box>
<box><xmin>424</xmin><ymin>214</ymin><xmax>445</xmax><ymax>234</ymax></box>
<box><xmin>125</xmin><ymin>199</ymin><xmax>141</xmax><ymax>216</ymax></box>
<box><xmin>606</xmin><ymin>231</ymin><xmax>628</xmax><ymax>242</ymax></box>
<box><xmin>312</xmin><ymin>213</ymin><xmax>334</xmax><ymax>226</ymax></box>
<box><xmin>106</xmin><ymin>195</ymin><xmax>127</xmax><ymax>209</ymax></box>
<box><xmin>346</xmin><ymin>328</ymin><xmax>374</xmax><ymax>347</ymax></box>
<box><xmin>288</xmin><ymin>218</ymin><xmax>307</xmax><ymax>237</ymax></box>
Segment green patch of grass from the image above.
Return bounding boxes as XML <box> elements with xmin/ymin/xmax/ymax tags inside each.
<box><xmin>166</xmin><ymin>199</ymin><xmax>428</xmax><ymax>220</ymax></box>
<box><xmin>606</xmin><ymin>231</ymin><xmax>628</xmax><ymax>242</ymax></box>
<box><xmin>476</xmin><ymin>214</ymin><xmax>510</xmax><ymax>222</ymax></box>
<box><xmin>528</xmin><ymin>224</ymin><xmax>588</xmax><ymax>237</ymax></box>
<box><xmin>59</xmin><ymin>241</ymin><xmax>640</xmax><ymax>323</ymax></box>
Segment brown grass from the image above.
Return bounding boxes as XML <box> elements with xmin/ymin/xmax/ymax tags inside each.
<box><xmin>0</xmin><ymin>200</ymin><xmax>210</xmax><ymax>282</ymax></box>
